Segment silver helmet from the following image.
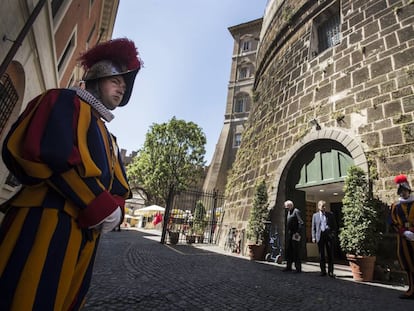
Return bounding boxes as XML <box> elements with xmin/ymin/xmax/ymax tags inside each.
<box><xmin>79</xmin><ymin>38</ymin><xmax>142</xmax><ymax>106</ymax></box>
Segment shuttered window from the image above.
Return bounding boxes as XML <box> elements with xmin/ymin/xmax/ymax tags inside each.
<box><xmin>318</xmin><ymin>13</ymin><xmax>340</xmax><ymax>52</ymax></box>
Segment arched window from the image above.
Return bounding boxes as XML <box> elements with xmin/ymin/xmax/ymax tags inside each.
<box><xmin>234</xmin><ymin>96</ymin><xmax>247</xmax><ymax>113</ymax></box>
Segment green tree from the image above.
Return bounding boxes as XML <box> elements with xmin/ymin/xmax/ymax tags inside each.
<box><xmin>247</xmin><ymin>180</ymin><xmax>270</xmax><ymax>245</ymax></box>
<box><xmin>127</xmin><ymin>117</ymin><xmax>206</xmax><ymax>206</ymax></box>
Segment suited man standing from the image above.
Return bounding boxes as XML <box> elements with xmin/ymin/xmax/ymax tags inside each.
<box><xmin>283</xmin><ymin>200</ymin><xmax>304</xmax><ymax>273</ymax></box>
<box><xmin>312</xmin><ymin>200</ymin><xmax>338</xmax><ymax>277</ymax></box>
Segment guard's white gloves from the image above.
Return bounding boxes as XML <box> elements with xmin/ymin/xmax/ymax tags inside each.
<box><xmin>89</xmin><ymin>207</ymin><xmax>122</xmax><ymax>233</ymax></box>
<box><xmin>403</xmin><ymin>230</ymin><xmax>414</xmax><ymax>241</ymax></box>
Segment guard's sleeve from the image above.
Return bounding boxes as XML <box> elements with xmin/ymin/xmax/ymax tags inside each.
<box><xmin>2</xmin><ymin>89</ymin><xmax>129</xmax><ymax>227</ymax></box>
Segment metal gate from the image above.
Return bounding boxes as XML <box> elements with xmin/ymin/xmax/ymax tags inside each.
<box><xmin>166</xmin><ymin>189</ymin><xmax>225</xmax><ymax>244</ymax></box>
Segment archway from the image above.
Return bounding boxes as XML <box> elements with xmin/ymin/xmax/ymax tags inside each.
<box><xmin>269</xmin><ymin>128</ymin><xmax>368</xmax><ymax>261</ymax></box>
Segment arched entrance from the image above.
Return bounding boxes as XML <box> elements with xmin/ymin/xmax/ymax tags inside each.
<box><xmin>269</xmin><ymin>128</ymin><xmax>368</xmax><ymax>261</ymax></box>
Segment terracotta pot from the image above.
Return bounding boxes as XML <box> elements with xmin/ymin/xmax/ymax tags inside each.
<box><xmin>346</xmin><ymin>254</ymin><xmax>376</xmax><ymax>282</ymax></box>
<box><xmin>247</xmin><ymin>244</ymin><xmax>265</xmax><ymax>261</ymax></box>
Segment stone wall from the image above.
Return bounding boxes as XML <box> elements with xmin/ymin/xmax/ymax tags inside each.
<box><xmin>221</xmin><ymin>0</ymin><xmax>414</xmax><ymax>248</ymax></box>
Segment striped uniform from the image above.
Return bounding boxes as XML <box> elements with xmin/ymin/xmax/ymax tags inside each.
<box><xmin>390</xmin><ymin>199</ymin><xmax>414</xmax><ymax>296</ymax></box>
<box><xmin>0</xmin><ymin>89</ymin><xmax>131</xmax><ymax>310</ymax></box>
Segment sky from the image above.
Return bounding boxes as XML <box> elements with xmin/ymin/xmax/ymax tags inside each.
<box><xmin>108</xmin><ymin>0</ymin><xmax>268</xmax><ymax>164</ymax></box>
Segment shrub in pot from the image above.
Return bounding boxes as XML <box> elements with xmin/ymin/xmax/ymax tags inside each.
<box><xmin>339</xmin><ymin>165</ymin><xmax>381</xmax><ymax>281</ymax></box>
<box><xmin>246</xmin><ymin>180</ymin><xmax>270</xmax><ymax>260</ymax></box>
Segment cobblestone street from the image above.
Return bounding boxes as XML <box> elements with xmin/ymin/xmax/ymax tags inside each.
<box><xmin>82</xmin><ymin>229</ymin><xmax>410</xmax><ymax>311</ymax></box>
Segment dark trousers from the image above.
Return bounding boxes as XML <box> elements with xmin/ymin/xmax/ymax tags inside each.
<box><xmin>286</xmin><ymin>236</ymin><xmax>301</xmax><ymax>271</ymax></box>
<box><xmin>317</xmin><ymin>230</ymin><xmax>334</xmax><ymax>274</ymax></box>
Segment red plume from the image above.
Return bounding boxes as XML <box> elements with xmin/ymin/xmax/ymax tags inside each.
<box><xmin>394</xmin><ymin>174</ymin><xmax>408</xmax><ymax>184</ymax></box>
<box><xmin>79</xmin><ymin>38</ymin><xmax>141</xmax><ymax>71</ymax></box>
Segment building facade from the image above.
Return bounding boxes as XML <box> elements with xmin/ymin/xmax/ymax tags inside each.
<box><xmin>203</xmin><ymin>18</ymin><xmax>262</xmax><ymax>193</ymax></box>
<box><xmin>0</xmin><ymin>0</ymin><xmax>118</xmax><ymax>205</ymax></box>
<box><xmin>220</xmin><ymin>0</ymin><xmax>414</xmax><ymax>257</ymax></box>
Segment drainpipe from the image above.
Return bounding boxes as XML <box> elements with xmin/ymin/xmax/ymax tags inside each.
<box><xmin>0</xmin><ymin>0</ymin><xmax>47</xmax><ymax>77</ymax></box>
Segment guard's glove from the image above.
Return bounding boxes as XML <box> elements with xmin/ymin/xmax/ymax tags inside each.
<box><xmin>403</xmin><ymin>230</ymin><xmax>414</xmax><ymax>241</ymax></box>
<box><xmin>89</xmin><ymin>207</ymin><xmax>122</xmax><ymax>233</ymax></box>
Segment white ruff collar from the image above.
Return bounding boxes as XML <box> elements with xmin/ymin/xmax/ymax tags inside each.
<box><xmin>70</xmin><ymin>87</ymin><xmax>114</xmax><ymax>122</ymax></box>
<box><xmin>399</xmin><ymin>195</ymin><xmax>414</xmax><ymax>204</ymax></box>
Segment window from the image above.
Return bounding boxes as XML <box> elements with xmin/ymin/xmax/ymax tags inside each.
<box><xmin>234</xmin><ymin>96</ymin><xmax>247</xmax><ymax>113</ymax></box>
<box><xmin>234</xmin><ymin>133</ymin><xmax>242</xmax><ymax>148</ymax></box>
<box><xmin>51</xmin><ymin>0</ymin><xmax>65</xmax><ymax>18</ymax></box>
<box><xmin>242</xmin><ymin>41</ymin><xmax>251</xmax><ymax>52</ymax></box>
<box><xmin>318</xmin><ymin>13</ymin><xmax>340</xmax><ymax>52</ymax></box>
<box><xmin>86</xmin><ymin>24</ymin><xmax>96</xmax><ymax>49</ymax></box>
<box><xmin>0</xmin><ymin>74</ymin><xmax>18</xmax><ymax>136</ymax></box>
<box><xmin>238</xmin><ymin>67</ymin><xmax>249</xmax><ymax>79</ymax></box>
<box><xmin>310</xmin><ymin>1</ymin><xmax>340</xmax><ymax>58</ymax></box>
<box><xmin>58</xmin><ymin>31</ymin><xmax>77</xmax><ymax>74</ymax></box>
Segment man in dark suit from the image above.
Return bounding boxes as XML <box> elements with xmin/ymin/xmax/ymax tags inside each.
<box><xmin>283</xmin><ymin>200</ymin><xmax>304</xmax><ymax>273</ymax></box>
<box><xmin>312</xmin><ymin>200</ymin><xmax>337</xmax><ymax>277</ymax></box>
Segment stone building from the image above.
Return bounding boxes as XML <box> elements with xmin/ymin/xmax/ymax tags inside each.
<box><xmin>220</xmin><ymin>0</ymin><xmax>414</xmax><ymax>258</ymax></box>
<box><xmin>203</xmin><ymin>18</ymin><xmax>263</xmax><ymax>193</ymax></box>
<box><xmin>0</xmin><ymin>0</ymin><xmax>118</xmax><ymax>206</ymax></box>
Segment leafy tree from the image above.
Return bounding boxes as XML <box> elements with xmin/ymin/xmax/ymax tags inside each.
<box><xmin>247</xmin><ymin>180</ymin><xmax>270</xmax><ymax>245</ymax></box>
<box><xmin>127</xmin><ymin>116</ymin><xmax>206</xmax><ymax>206</ymax></box>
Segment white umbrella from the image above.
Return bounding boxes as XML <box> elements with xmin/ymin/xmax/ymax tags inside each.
<box><xmin>134</xmin><ymin>205</ymin><xmax>165</xmax><ymax>216</ymax></box>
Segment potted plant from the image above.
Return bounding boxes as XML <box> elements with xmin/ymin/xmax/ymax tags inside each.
<box><xmin>193</xmin><ymin>200</ymin><xmax>207</xmax><ymax>243</ymax></box>
<box><xmin>339</xmin><ymin>165</ymin><xmax>381</xmax><ymax>281</ymax></box>
<box><xmin>167</xmin><ymin>209</ymin><xmax>184</xmax><ymax>245</ymax></box>
<box><xmin>246</xmin><ymin>180</ymin><xmax>270</xmax><ymax>260</ymax></box>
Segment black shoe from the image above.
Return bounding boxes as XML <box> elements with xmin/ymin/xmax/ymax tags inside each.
<box><xmin>282</xmin><ymin>268</ymin><xmax>292</xmax><ymax>272</ymax></box>
<box><xmin>319</xmin><ymin>272</ymin><xmax>327</xmax><ymax>276</ymax></box>
<box><xmin>295</xmin><ymin>270</ymin><xmax>301</xmax><ymax>273</ymax></box>
<box><xmin>328</xmin><ymin>272</ymin><xmax>335</xmax><ymax>278</ymax></box>
<box><xmin>399</xmin><ymin>294</ymin><xmax>414</xmax><ymax>300</ymax></box>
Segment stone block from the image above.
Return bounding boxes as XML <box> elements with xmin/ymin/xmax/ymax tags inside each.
<box><xmin>315</xmin><ymin>83</ymin><xmax>332</xmax><ymax>102</ymax></box>
<box><xmin>367</xmin><ymin>105</ymin><xmax>384</xmax><ymax>123</ymax></box>
<box><xmin>402</xmin><ymin>123</ymin><xmax>414</xmax><ymax>142</ymax></box>
<box><xmin>379</xmin><ymin>155</ymin><xmax>413</xmax><ymax>174</ymax></box>
<box><xmin>385</xmin><ymin>33</ymin><xmax>398</xmax><ymax>49</ymax></box>
<box><xmin>366</xmin><ymin>0</ymin><xmax>387</xmax><ymax>17</ymax></box>
<box><xmin>380</xmin><ymin>12</ymin><xmax>397</xmax><ymax>30</ymax></box>
<box><xmin>380</xmin><ymin>80</ymin><xmax>396</xmax><ymax>93</ymax></box>
<box><xmin>392</xmin><ymin>86</ymin><xmax>413</xmax><ymax>99</ymax></box>
<box><xmin>384</xmin><ymin>101</ymin><xmax>402</xmax><ymax>117</ymax></box>
<box><xmin>397</xmin><ymin>25</ymin><xmax>414</xmax><ymax>44</ymax></box>
<box><xmin>352</xmin><ymin>67</ymin><xmax>369</xmax><ymax>86</ymax></box>
<box><xmin>351</xmin><ymin>50</ymin><xmax>363</xmax><ymax>65</ymax></box>
<box><xmin>349</xmin><ymin>29</ymin><xmax>363</xmax><ymax>45</ymax></box>
<box><xmin>393</xmin><ymin>46</ymin><xmax>414</xmax><ymax>69</ymax></box>
<box><xmin>364</xmin><ymin>20</ymin><xmax>380</xmax><ymax>38</ymax></box>
<box><xmin>382</xmin><ymin>127</ymin><xmax>403</xmax><ymax>146</ymax></box>
<box><xmin>402</xmin><ymin>95</ymin><xmax>414</xmax><ymax>112</ymax></box>
<box><xmin>362</xmin><ymin>132</ymin><xmax>380</xmax><ymax>148</ymax></box>
<box><xmin>371</xmin><ymin>57</ymin><xmax>392</xmax><ymax>79</ymax></box>
<box><xmin>357</xmin><ymin>86</ymin><xmax>380</xmax><ymax>102</ymax></box>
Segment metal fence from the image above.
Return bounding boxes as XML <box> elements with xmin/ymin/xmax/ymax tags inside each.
<box><xmin>166</xmin><ymin>188</ymin><xmax>225</xmax><ymax>244</ymax></box>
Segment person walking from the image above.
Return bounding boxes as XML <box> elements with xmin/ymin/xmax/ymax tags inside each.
<box><xmin>390</xmin><ymin>174</ymin><xmax>414</xmax><ymax>299</ymax></box>
<box><xmin>283</xmin><ymin>200</ymin><xmax>304</xmax><ymax>273</ymax></box>
<box><xmin>312</xmin><ymin>200</ymin><xmax>337</xmax><ymax>277</ymax></box>
<box><xmin>0</xmin><ymin>38</ymin><xmax>142</xmax><ymax>310</ymax></box>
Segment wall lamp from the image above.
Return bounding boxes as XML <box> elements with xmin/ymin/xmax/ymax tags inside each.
<box><xmin>309</xmin><ymin>118</ymin><xmax>321</xmax><ymax>130</ymax></box>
